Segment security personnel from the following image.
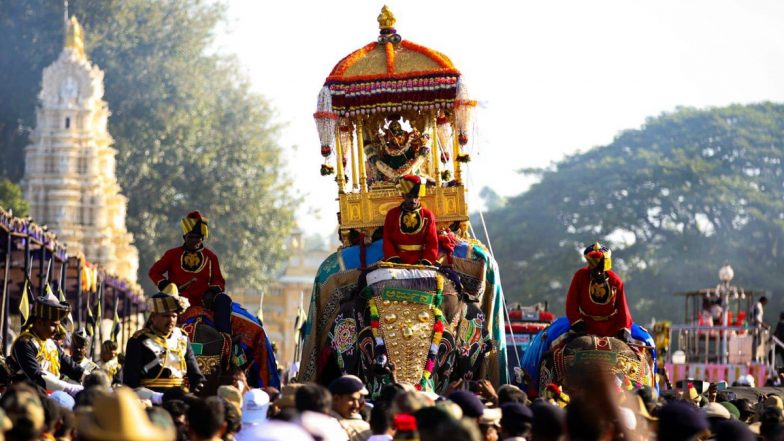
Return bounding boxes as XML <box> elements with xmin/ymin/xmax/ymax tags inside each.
<box><xmin>10</xmin><ymin>291</ymin><xmax>85</xmax><ymax>396</ymax></box>
<box><xmin>123</xmin><ymin>284</ymin><xmax>205</xmax><ymax>393</ymax></box>
<box><xmin>382</xmin><ymin>175</ymin><xmax>439</xmax><ymax>265</ymax></box>
<box><xmin>148</xmin><ymin>211</ymin><xmax>232</xmax><ymax>333</ymax></box>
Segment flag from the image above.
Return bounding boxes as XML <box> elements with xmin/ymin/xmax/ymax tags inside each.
<box><xmin>85</xmin><ymin>300</ymin><xmax>95</xmax><ymax>337</ymax></box>
<box><xmin>94</xmin><ymin>285</ymin><xmax>103</xmax><ymax>341</ymax></box>
<box><xmin>111</xmin><ymin>301</ymin><xmax>120</xmax><ymax>343</ymax></box>
<box><xmin>57</xmin><ymin>287</ymin><xmax>75</xmax><ymax>334</ymax></box>
<box><xmin>19</xmin><ymin>279</ymin><xmax>30</xmax><ymax>325</ymax></box>
<box><xmin>45</xmin><ymin>284</ymin><xmax>55</xmax><ymax>299</ymax></box>
<box><xmin>95</xmin><ymin>291</ymin><xmax>102</xmax><ymax>323</ymax></box>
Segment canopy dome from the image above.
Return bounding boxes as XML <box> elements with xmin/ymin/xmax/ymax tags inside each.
<box><xmin>321</xmin><ymin>6</ymin><xmax>463</xmax><ymax>117</ymax></box>
<box><xmin>327</xmin><ymin>40</ymin><xmax>458</xmax><ymax>80</ymax></box>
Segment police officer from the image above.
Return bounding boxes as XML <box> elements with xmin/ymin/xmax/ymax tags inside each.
<box><xmin>123</xmin><ymin>284</ymin><xmax>205</xmax><ymax>395</ymax></box>
<box><xmin>10</xmin><ymin>291</ymin><xmax>85</xmax><ymax>396</ymax></box>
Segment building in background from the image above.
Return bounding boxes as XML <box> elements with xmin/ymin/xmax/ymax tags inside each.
<box><xmin>234</xmin><ymin>230</ymin><xmax>331</xmax><ymax>367</ymax></box>
<box><xmin>22</xmin><ymin>17</ymin><xmax>139</xmax><ymax>283</ymax></box>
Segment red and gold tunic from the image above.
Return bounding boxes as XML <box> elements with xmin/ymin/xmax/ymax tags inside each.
<box><xmin>382</xmin><ymin>204</ymin><xmax>438</xmax><ymax>265</ymax></box>
<box><xmin>565</xmin><ymin>267</ymin><xmax>632</xmax><ymax>337</ymax></box>
<box><xmin>148</xmin><ymin>246</ymin><xmax>225</xmax><ymax>307</ymax></box>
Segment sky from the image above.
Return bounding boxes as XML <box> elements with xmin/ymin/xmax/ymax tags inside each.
<box><xmin>214</xmin><ymin>0</ymin><xmax>784</xmax><ymax>238</ymax></box>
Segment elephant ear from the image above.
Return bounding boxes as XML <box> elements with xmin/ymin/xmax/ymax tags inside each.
<box><xmin>433</xmin><ymin>330</ymin><xmax>457</xmax><ymax>394</ymax></box>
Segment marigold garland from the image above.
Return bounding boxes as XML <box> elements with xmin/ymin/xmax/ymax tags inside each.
<box><xmin>385</xmin><ymin>42</ymin><xmax>395</xmax><ymax>74</ymax></box>
<box><xmin>330</xmin><ymin>42</ymin><xmax>378</xmax><ymax>76</ymax></box>
<box><xmin>320</xmin><ymin>163</ymin><xmax>335</xmax><ymax>175</ymax></box>
<box><xmin>400</xmin><ymin>40</ymin><xmax>454</xmax><ymax>69</ymax></box>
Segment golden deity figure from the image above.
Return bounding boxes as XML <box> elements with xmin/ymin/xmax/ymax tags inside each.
<box><xmin>366</xmin><ymin>117</ymin><xmax>430</xmax><ymax>185</ymax></box>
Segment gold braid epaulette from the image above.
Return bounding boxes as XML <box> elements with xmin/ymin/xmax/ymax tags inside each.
<box><xmin>17</xmin><ymin>331</ymin><xmax>60</xmax><ymax>377</ymax></box>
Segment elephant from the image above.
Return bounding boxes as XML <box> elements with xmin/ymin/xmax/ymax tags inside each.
<box><xmin>538</xmin><ymin>334</ymin><xmax>655</xmax><ymax>396</ymax></box>
<box><xmin>298</xmin><ymin>236</ymin><xmax>509</xmax><ymax>390</ymax></box>
<box><xmin>180</xmin><ymin>302</ymin><xmax>280</xmax><ymax>394</ymax></box>
<box><xmin>308</xmin><ymin>262</ymin><xmax>497</xmax><ymax>395</ymax></box>
<box><xmin>180</xmin><ymin>315</ymin><xmax>232</xmax><ymax>397</ymax></box>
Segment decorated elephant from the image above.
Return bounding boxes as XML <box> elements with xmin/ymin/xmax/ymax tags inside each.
<box><xmin>181</xmin><ymin>302</ymin><xmax>280</xmax><ymax>393</ymax></box>
<box><xmin>538</xmin><ymin>333</ymin><xmax>655</xmax><ymax>396</ymax></box>
<box><xmin>180</xmin><ymin>315</ymin><xmax>232</xmax><ymax>396</ymax></box>
<box><xmin>297</xmin><ymin>236</ymin><xmax>508</xmax><ymax>394</ymax></box>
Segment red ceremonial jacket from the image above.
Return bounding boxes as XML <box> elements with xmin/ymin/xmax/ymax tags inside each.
<box><xmin>565</xmin><ymin>267</ymin><xmax>632</xmax><ymax>337</ymax></box>
<box><xmin>382</xmin><ymin>205</ymin><xmax>439</xmax><ymax>265</ymax></box>
<box><xmin>148</xmin><ymin>246</ymin><xmax>225</xmax><ymax>307</ymax></box>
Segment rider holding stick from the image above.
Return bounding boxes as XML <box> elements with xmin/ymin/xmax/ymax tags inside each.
<box><xmin>148</xmin><ymin>211</ymin><xmax>232</xmax><ymax>334</ymax></box>
<box><xmin>566</xmin><ymin>242</ymin><xmax>633</xmax><ymax>341</ymax></box>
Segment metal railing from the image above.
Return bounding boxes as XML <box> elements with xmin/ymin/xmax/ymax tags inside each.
<box><xmin>668</xmin><ymin>324</ymin><xmax>753</xmax><ymax>364</ymax></box>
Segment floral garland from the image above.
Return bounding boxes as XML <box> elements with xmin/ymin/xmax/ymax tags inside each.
<box><xmin>368</xmin><ymin>275</ymin><xmax>446</xmax><ymax>391</ymax></box>
<box><xmin>385</xmin><ymin>42</ymin><xmax>395</xmax><ymax>74</ymax></box>
<box><xmin>399</xmin><ymin>40</ymin><xmax>454</xmax><ymax>69</ymax></box>
<box><xmin>327</xmin><ymin>39</ymin><xmax>458</xmax><ymax>81</ymax></box>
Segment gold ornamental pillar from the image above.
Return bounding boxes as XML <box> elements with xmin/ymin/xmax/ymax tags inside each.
<box><xmin>431</xmin><ymin>116</ymin><xmax>441</xmax><ymax>187</ymax></box>
<box><xmin>349</xmin><ymin>129</ymin><xmax>358</xmax><ymax>190</ymax></box>
<box><xmin>334</xmin><ymin>126</ymin><xmax>346</xmax><ymax>193</ymax></box>
<box><xmin>356</xmin><ymin>119</ymin><xmax>368</xmax><ymax>193</ymax></box>
<box><xmin>451</xmin><ymin>118</ymin><xmax>462</xmax><ymax>184</ymax></box>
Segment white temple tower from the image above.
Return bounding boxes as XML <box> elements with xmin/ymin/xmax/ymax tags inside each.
<box><xmin>22</xmin><ymin>17</ymin><xmax>139</xmax><ymax>283</ymax></box>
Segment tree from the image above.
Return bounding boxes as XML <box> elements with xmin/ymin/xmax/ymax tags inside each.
<box><xmin>484</xmin><ymin>104</ymin><xmax>784</xmax><ymax>323</ymax></box>
<box><xmin>0</xmin><ymin>0</ymin><xmax>297</xmax><ymax>291</ymax></box>
<box><xmin>0</xmin><ymin>179</ymin><xmax>28</xmax><ymax>216</ymax></box>
<box><xmin>479</xmin><ymin>186</ymin><xmax>507</xmax><ymax>212</ymax></box>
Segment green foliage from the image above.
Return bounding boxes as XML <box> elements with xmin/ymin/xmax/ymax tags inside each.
<box><xmin>485</xmin><ymin>104</ymin><xmax>784</xmax><ymax>323</ymax></box>
<box><xmin>0</xmin><ymin>179</ymin><xmax>28</xmax><ymax>216</ymax></box>
<box><xmin>0</xmin><ymin>0</ymin><xmax>297</xmax><ymax>292</ymax></box>
<box><xmin>479</xmin><ymin>186</ymin><xmax>507</xmax><ymax>211</ymax></box>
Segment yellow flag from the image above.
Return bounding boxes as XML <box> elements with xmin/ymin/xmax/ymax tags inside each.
<box><xmin>111</xmin><ymin>304</ymin><xmax>120</xmax><ymax>343</ymax></box>
<box><xmin>19</xmin><ymin>280</ymin><xmax>30</xmax><ymax>325</ymax></box>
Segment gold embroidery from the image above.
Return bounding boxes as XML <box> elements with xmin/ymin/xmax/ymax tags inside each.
<box><xmin>402</xmin><ymin>212</ymin><xmax>418</xmax><ymax>228</ymax></box>
<box><xmin>180</xmin><ymin>250</ymin><xmax>207</xmax><ymax>273</ymax></box>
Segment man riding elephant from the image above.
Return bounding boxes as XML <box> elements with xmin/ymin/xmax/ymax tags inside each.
<box><xmin>149</xmin><ymin>211</ymin><xmax>232</xmax><ymax>334</ymax></box>
<box><xmin>566</xmin><ymin>242</ymin><xmax>633</xmax><ymax>342</ymax></box>
<box><xmin>383</xmin><ymin>175</ymin><xmax>439</xmax><ymax>266</ymax></box>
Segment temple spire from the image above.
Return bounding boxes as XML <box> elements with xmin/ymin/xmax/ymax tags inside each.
<box><xmin>65</xmin><ymin>15</ymin><xmax>86</xmax><ymax>60</ymax></box>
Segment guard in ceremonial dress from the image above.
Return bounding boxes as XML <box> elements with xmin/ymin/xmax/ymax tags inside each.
<box><xmin>565</xmin><ymin>242</ymin><xmax>633</xmax><ymax>341</ymax></box>
<box><xmin>123</xmin><ymin>285</ymin><xmax>205</xmax><ymax>394</ymax></box>
<box><xmin>9</xmin><ymin>292</ymin><xmax>85</xmax><ymax>396</ymax></box>
<box><xmin>99</xmin><ymin>340</ymin><xmax>122</xmax><ymax>384</ymax></box>
<box><xmin>383</xmin><ymin>175</ymin><xmax>439</xmax><ymax>265</ymax></box>
<box><xmin>148</xmin><ymin>211</ymin><xmax>232</xmax><ymax>333</ymax></box>
<box><xmin>70</xmin><ymin>329</ymin><xmax>98</xmax><ymax>376</ymax></box>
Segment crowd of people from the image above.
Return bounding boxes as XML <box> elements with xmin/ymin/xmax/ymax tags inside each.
<box><xmin>3</xmin><ymin>213</ymin><xmax>780</xmax><ymax>441</ymax></box>
<box><xmin>6</xmin><ymin>367</ymin><xmax>784</xmax><ymax>441</ymax></box>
